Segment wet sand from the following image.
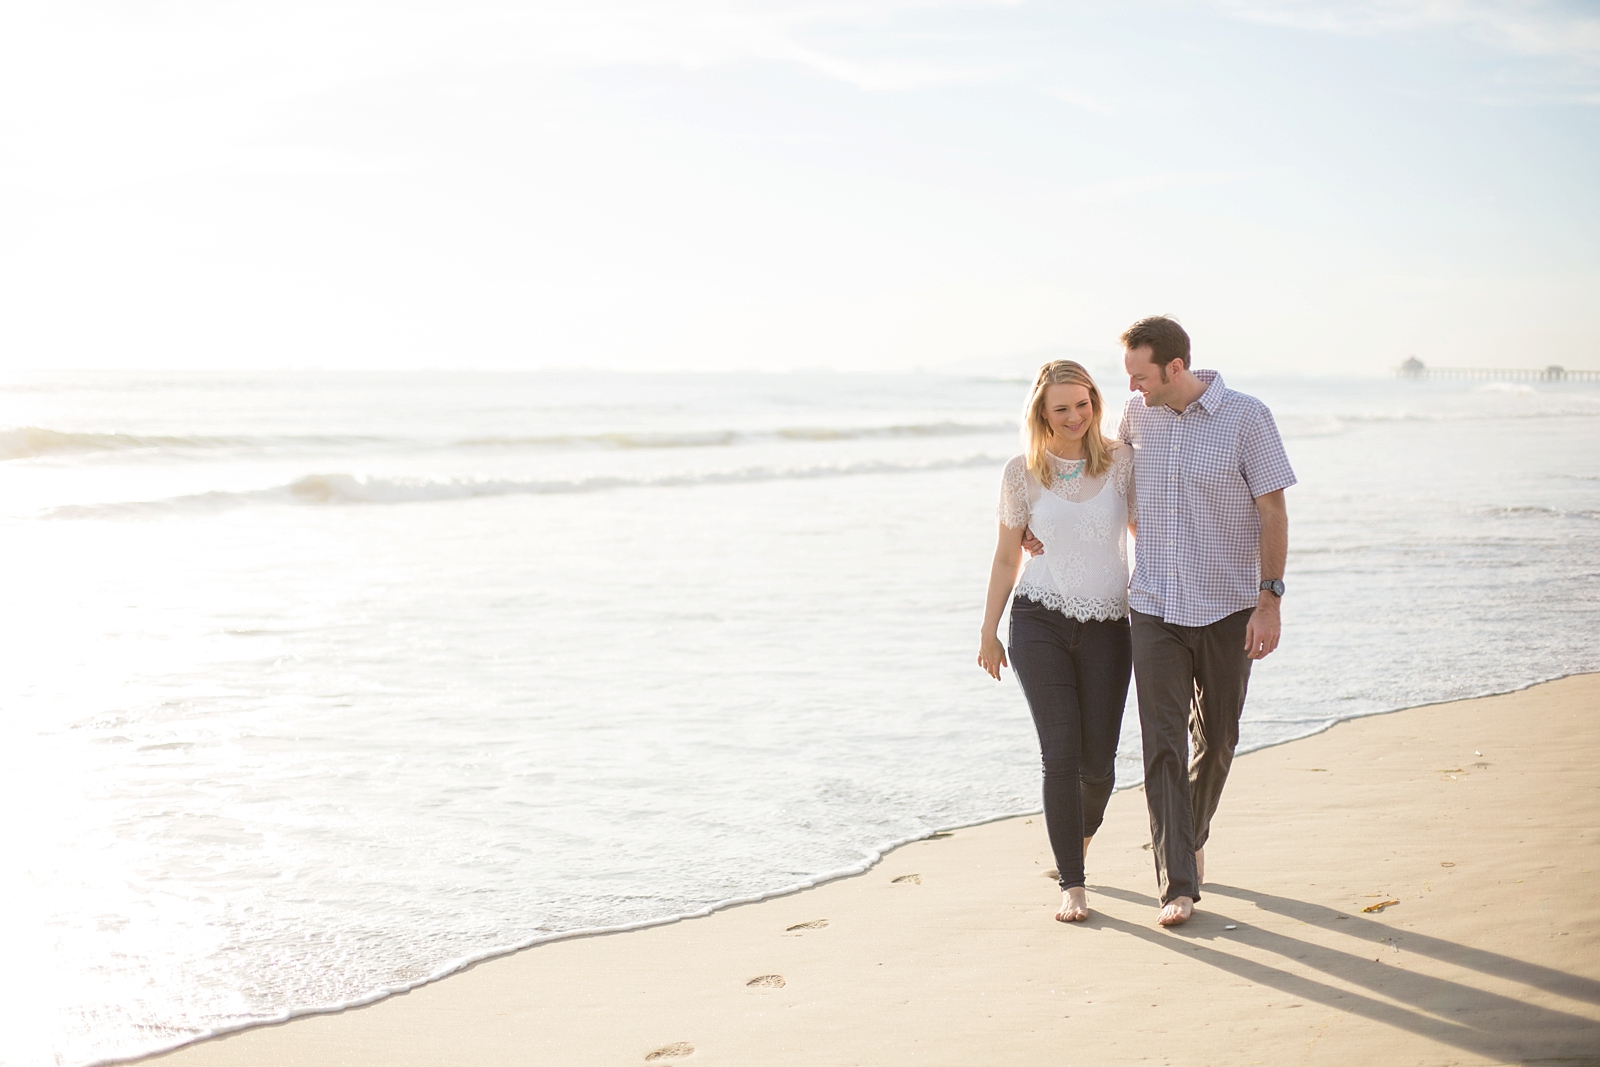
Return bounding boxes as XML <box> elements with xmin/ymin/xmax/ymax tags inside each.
<box><xmin>148</xmin><ymin>674</ymin><xmax>1600</xmax><ymax>1066</ymax></box>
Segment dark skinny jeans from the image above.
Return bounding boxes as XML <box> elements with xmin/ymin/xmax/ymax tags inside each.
<box><xmin>1007</xmin><ymin>598</ymin><xmax>1132</xmax><ymax>890</ymax></box>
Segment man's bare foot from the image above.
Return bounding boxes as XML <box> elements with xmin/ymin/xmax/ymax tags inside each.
<box><xmin>1157</xmin><ymin>896</ymin><xmax>1194</xmax><ymax>926</ymax></box>
<box><xmin>1056</xmin><ymin>887</ymin><xmax>1089</xmax><ymax>923</ymax></box>
<box><xmin>1195</xmin><ymin>847</ymin><xmax>1205</xmax><ymax>885</ymax></box>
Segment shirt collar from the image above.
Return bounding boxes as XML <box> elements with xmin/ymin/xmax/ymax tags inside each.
<box><xmin>1190</xmin><ymin>369</ymin><xmax>1226</xmax><ymax>414</ymax></box>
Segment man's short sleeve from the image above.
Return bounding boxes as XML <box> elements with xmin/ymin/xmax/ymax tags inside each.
<box><xmin>1239</xmin><ymin>405</ymin><xmax>1297</xmax><ymax>498</ymax></box>
<box><xmin>1118</xmin><ymin>399</ymin><xmax>1136</xmax><ymax>445</ymax></box>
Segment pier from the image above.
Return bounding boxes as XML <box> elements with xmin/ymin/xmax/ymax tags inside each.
<box><xmin>1397</xmin><ymin>357</ymin><xmax>1600</xmax><ymax>382</ymax></box>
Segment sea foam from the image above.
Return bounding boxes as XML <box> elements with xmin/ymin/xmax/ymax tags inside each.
<box><xmin>42</xmin><ymin>454</ymin><xmax>1008</xmax><ymax>518</ymax></box>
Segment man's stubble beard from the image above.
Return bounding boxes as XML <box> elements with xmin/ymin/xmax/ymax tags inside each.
<box><xmin>1140</xmin><ymin>363</ymin><xmax>1174</xmax><ymax>408</ymax></box>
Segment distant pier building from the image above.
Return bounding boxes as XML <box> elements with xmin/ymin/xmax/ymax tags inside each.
<box><xmin>1396</xmin><ymin>357</ymin><xmax>1599</xmax><ymax>382</ymax></box>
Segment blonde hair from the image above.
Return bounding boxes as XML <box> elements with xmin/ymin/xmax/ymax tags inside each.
<box><xmin>1023</xmin><ymin>360</ymin><xmax>1114</xmax><ymax>485</ymax></box>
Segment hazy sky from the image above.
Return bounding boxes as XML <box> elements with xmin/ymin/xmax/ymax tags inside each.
<box><xmin>2</xmin><ymin>0</ymin><xmax>1597</xmax><ymax>374</ymax></box>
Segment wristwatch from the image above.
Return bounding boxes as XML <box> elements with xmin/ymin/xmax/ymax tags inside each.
<box><xmin>1260</xmin><ymin>579</ymin><xmax>1285</xmax><ymax>598</ymax></box>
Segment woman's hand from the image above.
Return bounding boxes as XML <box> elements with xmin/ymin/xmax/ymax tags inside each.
<box><xmin>978</xmin><ymin>633</ymin><xmax>1008</xmax><ymax>680</ymax></box>
<box><xmin>980</xmin><ymin>521</ymin><xmax>1024</xmax><ymax>679</ymax></box>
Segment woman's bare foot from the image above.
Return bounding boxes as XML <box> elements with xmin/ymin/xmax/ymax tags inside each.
<box><xmin>1195</xmin><ymin>847</ymin><xmax>1205</xmax><ymax>885</ymax></box>
<box><xmin>1056</xmin><ymin>887</ymin><xmax>1089</xmax><ymax>922</ymax></box>
<box><xmin>1157</xmin><ymin>896</ymin><xmax>1193</xmax><ymax>926</ymax></box>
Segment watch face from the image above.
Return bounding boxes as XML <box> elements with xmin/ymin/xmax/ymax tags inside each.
<box><xmin>1262</xmin><ymin>579</ymin><xmax>1285</xmax><ymax>597</ymax></box>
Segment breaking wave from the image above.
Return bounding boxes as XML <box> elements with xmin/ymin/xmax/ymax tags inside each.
<box><xmin>1482</xmin><ymin>504</ymin><xmax>1600</xmax><ymax>521</ymax></box>
<box><xmin>44</xmin><ymin>454</ymin><xmax>1009</xmax><ymax>519</ymax></box>
<box><xmin>457</xmin><ymin>421</ymin><xmax>1018</xmax><ymax>450</ymax></box>
<box><xmin>0</xmin><ymin>427</ymin><xmax>383</xmax><ymax>461</ymax></box>
<box><xmin>4</xmin><ymin>421</ymin><xmax>1016</xmax><ymax>462</ymax></box>
<box><xmin>14</xmin><ymin>403</ymin><xmax>1598</xmax><ymax>460</ymax></box>
<box><xmin>1275</xmin><ymin>404</ymin><xmax>1600</xmax><ymax>439</ymax></box>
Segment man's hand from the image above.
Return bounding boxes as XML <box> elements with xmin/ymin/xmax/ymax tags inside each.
<box><xmin>1021</xmin><ymin>526</ymin><xmax>1044</xmax><ymax>557</ymax></box>
<box><xmin>1244</xmin><ymin>596</ymin><xmax>1281</xmax><ymax>660</ymax></box>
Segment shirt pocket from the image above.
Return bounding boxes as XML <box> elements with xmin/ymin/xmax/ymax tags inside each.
<box><xmin>1183</xmin><ymin>444</ymin><xmax>1242</xmax><ymax>493</ymax></box>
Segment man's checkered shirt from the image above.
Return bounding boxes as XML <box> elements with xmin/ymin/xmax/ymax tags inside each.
<box><xmin>1118</xmin><ymin>369</ymin><xmax>1296</xmax><ymax>627</ymax></box>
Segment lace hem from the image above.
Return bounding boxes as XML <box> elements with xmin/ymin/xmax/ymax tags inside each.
<box><xmin>1013</xmin><ymin>582</ymin><xmax>1128</xmax><ymax>622</ymax></box>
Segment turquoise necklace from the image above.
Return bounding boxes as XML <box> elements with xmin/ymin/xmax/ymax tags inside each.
<box><xmin>1053</xmin><ymin>455</ymin><xmax>1086</xmax><ymax>483</ymax></box>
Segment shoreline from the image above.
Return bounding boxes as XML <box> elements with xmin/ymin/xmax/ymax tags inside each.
<box><xmin>140</xmin><ymin>672</ymin><xmax>1600</xmax><ymax>1066</ymax></box>
<box><xmin>98</xmin><ymin>670</ymin><xmax>1590</xmax><ymax>1066</ymax></box>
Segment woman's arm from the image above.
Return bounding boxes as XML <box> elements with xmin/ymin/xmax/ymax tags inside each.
<box><xmin>1115</xmin><ymin>439</ymin><xmax>1138</xmax><ymax>536</ymax></box>
<box><xmin>1126</xmin><ymin>462</ymin><xmax>1138</xmax><ymax>537</ymax></box>
<box><xmin>978</xmin><ymin>522</ymin><xmax>1026</xmax><ymax>679</ymax></box>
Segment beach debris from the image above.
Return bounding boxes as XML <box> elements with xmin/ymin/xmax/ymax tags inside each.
<box><xmin>1441</xmin><ymin>862</ymin><xmax>1456</xmax><ymax>868</ymax></box>
<box><xmin>1224</xmin><ymin>924</ymin><xmax>1238</xmax><ymax>931</ymax></box>
<box><xmin>645</xmin><ymin>1042</ymin><xmax>695</xmax><ymax>1061</ymax></box>
<box><xmin>1437</xmin><ymin>768</ymin><xmax>1464</xmax><ymax>773</ymax></box>
<box><xmin>1361</xmin><ymin>900</ymin><xmax>1400</xmax><ymax>913</ymax></box>
<box><xmin>929</xmin><ymin>831</ymin><xmax>954</xmax><ymax>839</ymax></box>
<box><xmin>891</xmin><ymin>873</ymin><xmax>922</xmax><ymax>885</ymax></box>
<box><xmin>1308</xmin><ymin>768</ymin><xmax>1327</xmax><ymax>772</ymax></box>
<box><xmin>1474</xmin><ymin>750</ymin><xmax>1482</xmax><ymax>756</ymax></box>
<box><xmin>785</xmin><ymin>919</ymin><xmax>829</xmax><ymax>931</ymax></box>
<box><xmin>747</xmin><ymin>974</ymin><xmax>786</xmax><ymax>988</ymax></box>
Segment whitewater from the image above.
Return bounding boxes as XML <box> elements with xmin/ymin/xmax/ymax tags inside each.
<box><xmin>1</xmin><ymin>369</ymin><xmax>1596</xmax><ymax>1066</ymax></box>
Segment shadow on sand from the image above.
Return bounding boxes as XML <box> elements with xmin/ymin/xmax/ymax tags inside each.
<box><xmin>1084</xmin><ymin>881</ymin><xmax>1600</xmax><ymax>1065</ymax></box>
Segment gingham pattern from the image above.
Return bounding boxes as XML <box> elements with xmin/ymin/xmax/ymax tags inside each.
<box><xmin>1118</xmin><ymin>370</ymin><xmax>1296</xmax><ymax>627</ymax></box>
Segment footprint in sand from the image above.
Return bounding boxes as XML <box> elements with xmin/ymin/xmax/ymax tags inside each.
<box><xmin>747</xmin><ymin>974</ymin><xmax>786</xmax><ymax>988</ymax></box>
<box><xmin>891</xmin><ymin>874</ymin><xmax>921</xmax><ymax>885</ymax></box>
<box><xmin>1043</xmin><ymin>869</ymin><xmax>1058</xmax><ymax>879</ymax></box>
<box><xmin>785</xmin><ymin>919</ymin><xmax>829</xmax><ymax>931</ymax></box>
<box><xmin>645</xmin><ymin>1042</ymin><xmax>694</xmax><ymax>1061</ymax></box>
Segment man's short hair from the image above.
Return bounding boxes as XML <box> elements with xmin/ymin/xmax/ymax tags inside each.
<box><xmin>1121</xmin><ymin>316</ymin><xmax>1190</xmax><ymax>370</ymax></box>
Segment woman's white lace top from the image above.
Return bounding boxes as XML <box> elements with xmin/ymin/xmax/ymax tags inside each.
<box><xmin>997</xmin><ymin>445</ymin><xmax>1136</xmax><ymax>621</ymax></box>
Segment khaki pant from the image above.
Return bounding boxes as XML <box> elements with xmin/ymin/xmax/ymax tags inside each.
<box><xmin>1130</xmin><ymin>608</ymin><xmax>1254</xmax><ymax>905</ymax></box>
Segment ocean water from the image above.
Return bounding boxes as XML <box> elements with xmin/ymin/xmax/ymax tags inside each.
<box><xmin>1</xmin><ymin>369</ymin><xmax>1596</xmax><ymax>1066</ymax></box>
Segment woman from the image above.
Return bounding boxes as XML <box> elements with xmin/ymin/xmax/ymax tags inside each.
<box><xmin>978</xmin><ymin>360</ymin><xmax>1135</xmax><ymax>923</ymax></box>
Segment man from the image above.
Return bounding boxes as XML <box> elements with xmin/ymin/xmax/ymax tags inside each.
<box><xmin>1117</xmin><ymin>315</ymin><xmax>1294</xmax><ymax>927</ymax></box>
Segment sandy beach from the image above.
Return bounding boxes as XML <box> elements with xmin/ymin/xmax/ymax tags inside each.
<box><xmin>147</xmin><ymin>674</ymin><xmax>1600</xmax><ymax>1066</ymax></box>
